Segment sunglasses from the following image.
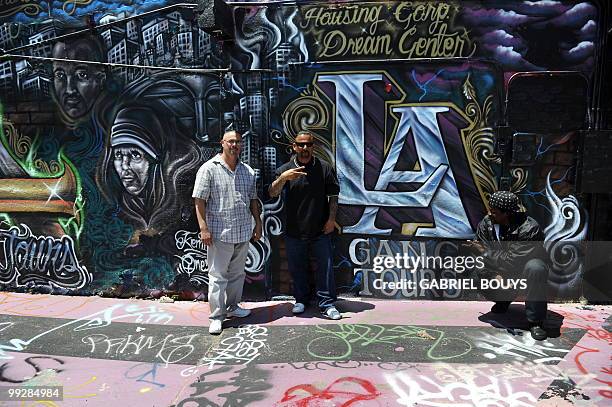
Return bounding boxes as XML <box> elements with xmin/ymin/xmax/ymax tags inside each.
<box><xmin>295</xmin><ymin>142</ymin><xmax>313</xmax><ymax>148</ymax></box>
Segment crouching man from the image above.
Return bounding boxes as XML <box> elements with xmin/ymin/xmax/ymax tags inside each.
<box><xmin>466</xmin><ymin>191</ymin><xmax>549</xmax><ymax>340</ymax></box>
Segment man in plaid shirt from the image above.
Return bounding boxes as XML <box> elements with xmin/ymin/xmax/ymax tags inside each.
<box><xmin>193</xmin><ymin>130</ymin><xmax>262</xmax><ymax>335</ymax></box>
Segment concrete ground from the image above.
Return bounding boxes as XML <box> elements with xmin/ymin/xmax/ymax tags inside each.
<box><xmin>0</xmin><ymin>292</ymin><xmax>609</xmax><ymax>406</ymax></box>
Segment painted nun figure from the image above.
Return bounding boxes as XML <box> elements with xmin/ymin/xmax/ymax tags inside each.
<box><xmin>98</xmin><ymin>106</ymin><xmax>200</xmax><ymax>235</ymax></box>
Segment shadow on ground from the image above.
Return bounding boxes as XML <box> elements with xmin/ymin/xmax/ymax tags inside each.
<box><xmin>224</xmin><ymin>299</ymin><xmax>375</xmax><ymax>327</ymax></box>
<box><xmin>478</xmin><ymin>303</ymin><xmax>565</xmax><ymax>338</ymax></box>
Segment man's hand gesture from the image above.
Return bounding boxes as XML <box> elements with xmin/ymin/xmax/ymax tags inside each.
<box><xmin>281</xmin><ymin>166</ymin><xmax>306</xmax><ymax>181</ymax></box>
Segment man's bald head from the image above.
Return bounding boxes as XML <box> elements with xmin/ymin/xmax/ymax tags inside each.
<box><xmin>220</xmin><ymin>130</ymin><xmax>242</xmax><ymax>159</ymax></box>
<box><xmin>222</xmin><ymin>130</ymin><xmax>241</xmax><ymax>141</ymax></box>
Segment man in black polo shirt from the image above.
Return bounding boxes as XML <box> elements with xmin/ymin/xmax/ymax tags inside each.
<box><xmin>269</xmin><ymin>130</ymin><xmax>341</xmax><ymax>319</ymax></box>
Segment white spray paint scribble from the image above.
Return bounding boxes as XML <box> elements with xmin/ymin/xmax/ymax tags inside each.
<box><xmin>473</xmin><ymin>332</ymin><xmax>570</xmax><ymax>363</ymax></box>
<box><xmin>386</xmin><ymin>371</ymin><xmax>537</xmax><ymax>407</ymax></box>
<box><xmin>82</xmin><ymin>332</ymin><xmax>198</xmax><ymax>366</ymax></box>
<box><xmin>181</xmin><ymin>324</ymin><xmax>268</xmax><ymax>374</ymax></box>
<box><xmin>0</xmin><ymin>304</ymin><xmax>173</xmax><ymax>359</ymax></box>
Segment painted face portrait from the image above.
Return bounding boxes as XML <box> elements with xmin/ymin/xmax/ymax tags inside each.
<box><xmin>52</xmin><ymin>37</ymin><xmax>105</xmax><ymax>121</ymax></box>
<box><xmin>109</xmin><ymin>107</ymin><xmax>162</xmax><ymax>197</ymax></box>
<box><xmin>113</xmin><ymin>146</ymin><xmax>151</xmax><ymax>196</ymax></box>
<box><xmin>98</xmin><ymin>104</ymin><xmax>202</xmax><ymax>232</ymax></box>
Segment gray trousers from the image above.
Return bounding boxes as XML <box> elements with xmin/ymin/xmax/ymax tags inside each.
<box><xmin>207</xmin><ymin>240</ymin><xmax>249</xmax><ymax>321</ymax></box>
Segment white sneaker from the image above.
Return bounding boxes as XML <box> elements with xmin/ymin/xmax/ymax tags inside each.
<box><xmin>208</xmin><ymin>319</ymin><xmax>222</xmax><ymax>335</ymax></box>
<box><xmin>292</xmin><ymin>302</ymin><xmax>305</xmax><ymax>314</ymax></box>
<box><xmin>323</xmin><ymin>306</ymin><xmax>341</xmax><ymax>320</ymax></box>
<box><xmin>227</xmin><ymin>306</ymin><xmax>251</xmax><ymax>318</ymax></box>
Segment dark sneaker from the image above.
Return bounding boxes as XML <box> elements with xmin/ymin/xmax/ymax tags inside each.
<box><xmin>529</xmin><ymin>323</ymin><xmax>547</xmax><ymax>341</ymax></box>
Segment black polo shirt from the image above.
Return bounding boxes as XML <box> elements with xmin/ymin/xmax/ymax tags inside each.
<box><xmin>274</xmin><ymin>156</ymin><xmax>340</xmax><ymax>239</ymax></box>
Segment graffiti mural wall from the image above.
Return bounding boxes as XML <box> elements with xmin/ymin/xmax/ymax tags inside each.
<box><xmin>0</xmin><ymin>0</ymin><xmax>606</xmax><ymax>300</ymax></box>
<box><xmin>0</xmin><ymin>1</ymin><xmax>269</xmax><ymax>298</ymax></box>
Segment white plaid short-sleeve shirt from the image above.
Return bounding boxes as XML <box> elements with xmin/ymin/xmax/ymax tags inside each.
<box><xmin>192</xmin><ymin>155</ymin><xmax>257</xmax><ymax>243</ymax></box>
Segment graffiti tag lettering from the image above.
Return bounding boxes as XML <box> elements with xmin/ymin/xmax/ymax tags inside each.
<box><xmin>0</xmin><ymin>224</ymin><xmax>91</xmax><ymax>289</ymax></box>
<box><xmin>473</xmin><ymin>332</ymin><xmax>570</xmax><ymax>363</ymax></box>
<box><xmin>306</xmin><ymin>324</ymin><xmax>472</xmax><ymax>361</ymax></box>
<box><xmin>318</xmin><ymin>73</ymin><xmax>473</xmax><ymax>237</ymax></box>
<box><xmin>280</xmin><ymin>376</ymin><xmax>381</xmax><ymax>406</ymax></box>
<box><xmin>0</xmin><ymin>303</ymin><xmax>174</xmax><ymax>359</ymax></box>
<box><xmin>300</xmin><ymin>2</ymin><xmax>475</xmax><ymax>59</ymax></box>
<box><xmin>386</xmin><ymin>371</ymin><xmax>537</xmax><ymax>406</ymax></box>
<box><xmin>174</xmin><ymin>230</ymin><xmax>208</xmax><ymax>276</ymax></box>
<box><xmin>82</xmin><ymin>332</ymin><xmax>199</xmax><ymax>365</ymax></box>
<box><xmin>182</xmin><ymin>325</ymin><xmax>268</xmax><ymax>373</ymax></box>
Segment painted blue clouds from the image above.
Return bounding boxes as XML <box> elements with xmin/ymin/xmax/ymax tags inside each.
<box><xmin>6</xmin><ymin>0</ymin><xmax>190</xmax><ymax>24</ymax></box>
<box><xmin>461</xmin><ymin>1</ymin><xmax>597</xmax><ymax>72</ymax></box>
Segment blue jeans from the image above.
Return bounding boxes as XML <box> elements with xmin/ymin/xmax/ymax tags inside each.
<box><xmin>285</xmin><ymin>234</ymin><xmax>336</xmax><ymax>311</ymax></box>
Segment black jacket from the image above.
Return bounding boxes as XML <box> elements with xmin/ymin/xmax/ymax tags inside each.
<box><xmin>476</xmin><ymin>213</ymin><xmax>547</xmax><ymax>274</ymax></box>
